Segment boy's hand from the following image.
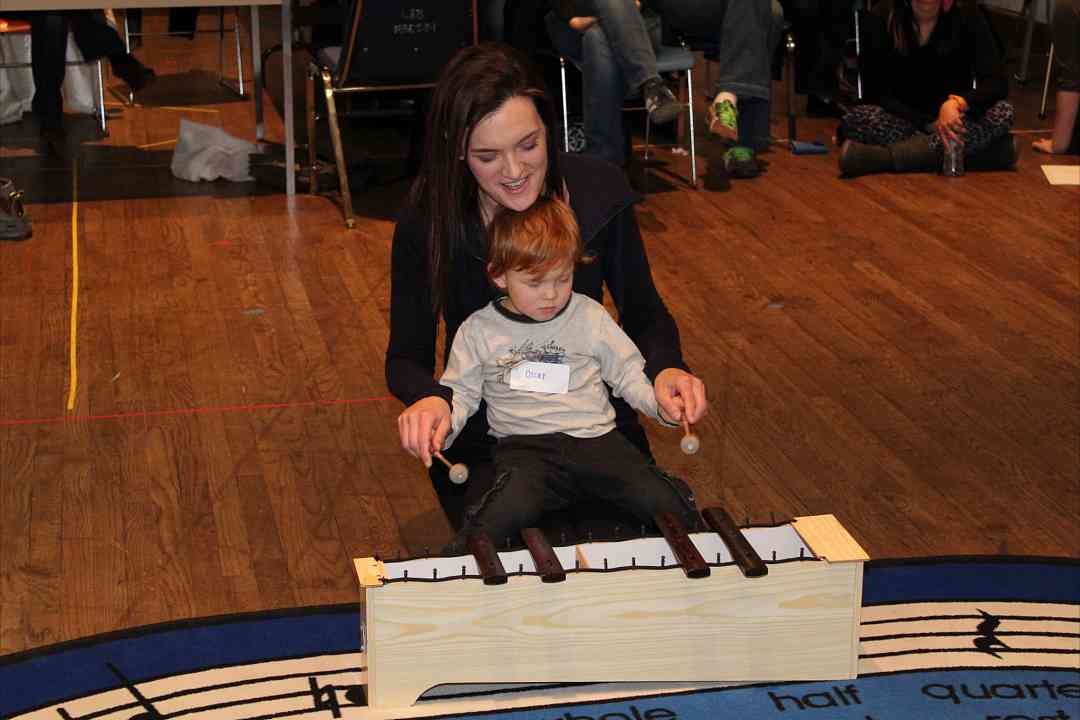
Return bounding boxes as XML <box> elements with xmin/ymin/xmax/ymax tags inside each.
<box><xmin>398</xmin><ymin>396</ymin><xmax>451</xmax><ymax>468</ymax></box>
<box><xmin>654</xmin><ymin>368</ymin><xmax>707</xmax><ymax>424</ymax></box>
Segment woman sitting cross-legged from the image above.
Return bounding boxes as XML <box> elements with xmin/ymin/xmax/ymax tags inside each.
<box><xmin>838</xmin><ymin>0</ymin><xmax>1016</xmax><ymax>177</ymax></box>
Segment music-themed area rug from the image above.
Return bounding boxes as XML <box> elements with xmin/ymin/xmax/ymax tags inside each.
<box><xmin>2</xmin><ymin>557</ymin><xmax>1077</xmax><ymax>720</ymax></box>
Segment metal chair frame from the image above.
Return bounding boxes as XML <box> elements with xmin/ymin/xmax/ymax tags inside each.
<box><xmin>307</xmin><ymin>0</ymin><xmax>478</xmax><ymax>228</ymax></box>
<box><xmin>0</xmin><ymin>19</ymin><xmax>107</xmax><ymax>135</ymax></box>
<box><xmin>121</xmin><ymin>7</ymin><xmax>247</xmax><ymax>104</ymax></box>
<box><xmin>558</xmin><ymin>43</ymin><xmax>698</xmax><ymax>189</ymax></box>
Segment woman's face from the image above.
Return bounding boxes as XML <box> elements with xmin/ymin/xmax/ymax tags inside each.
<box><xmin>466</xmin><ymin>96</ymin><xmax>549</xmax><ymax>223</ymax></box>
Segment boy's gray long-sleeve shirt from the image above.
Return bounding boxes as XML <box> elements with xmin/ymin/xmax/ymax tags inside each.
<box><xmin>440</xmin><ymin>293</ymin><xmax>671</xmax><ymax>448</ymax></box>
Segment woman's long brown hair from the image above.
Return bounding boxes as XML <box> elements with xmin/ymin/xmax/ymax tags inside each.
<box><xmin>887</xmin><ymin>0</ymin><xmax>970</xmax><ymax>55</ymax></box>
<box><xmin>407</xmin><ymin>43</ymin><xmax>565</xmax><ymax>314</ymax></box>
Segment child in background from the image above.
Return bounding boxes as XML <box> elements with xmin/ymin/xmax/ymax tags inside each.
<box><xmin>437</xmin><ymin>196</ymin><xmax>699</xmax><ymax>551</ymax></box>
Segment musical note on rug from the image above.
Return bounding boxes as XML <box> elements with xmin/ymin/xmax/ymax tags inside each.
<box><xmin>858</xmin><ymin>601</ymin><xmax>1080</xmax><ymax>672</ymax></box>
<box><xmin>973</xmin><ymin>609</ymin><xmax>1009</xmax><ymax>658</ymax></box>
<box><xmin>308</xmin><ymin>675</ymin><xmax>367</xmax><ymax>717</ymax></box>
<box><xmin>55</xmin><ymin>662</ymin><xmax>163</xmax><ymax>720</ymax></box>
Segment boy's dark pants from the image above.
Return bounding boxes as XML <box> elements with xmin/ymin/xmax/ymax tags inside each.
<box><xmin>449</xmin><ymin>431</ymin><xmax>701</xmax><ymax>552</ymax></box>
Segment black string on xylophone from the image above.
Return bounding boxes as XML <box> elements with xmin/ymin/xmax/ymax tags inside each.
<box><xmin>604</xmin><ymin>557</ymin><xmax>609</xmax><ymax>570</ymax></box>
<box><xmin>800</xmin><ymin>547</ymin><xmax>805</xmax><ymax>559</ymax></box>
<box><xmin>433</xmin><ymin>568</ymin><xmax>438</xmax><ymax>579</ymax></box>
<box><xmin>404</xmin><ymin>569</ymin><xmax>409</xmax><ymax>582</ymax></box>
<box><xmin>519</xmin><ymin>563</ymin><xmax>524</xmax><ymax>575</ymax></box>
<box><xmin>772</xmin><ymin>550</ymin><xmax>777</xmax><ymax>561</ymax></box>
<box><xmin>462</xmin><ymin>564</ymin><xmax>466</xmax><ymax>578</ymax></box>
<box><xmin>661</xmin><ymin>555</ymin><xmax>666</xmax><ymax>567</ymax></box>
<box><xmin>632</xmin><ymin>556</ymin><xmax>637</xmax><ymax>567</ymax></box>
<box><xmin>716</xmin><ymin>552</ymin><xmax>721</xmax><ymax>564</ymax></box>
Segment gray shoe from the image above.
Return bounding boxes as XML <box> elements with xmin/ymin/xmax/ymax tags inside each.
<box><xmin>643</xmin><ymin>78</ymin><xmax>684</xmax><ymax>125</ymax></box>
<box><xmin>0</xmin><ymin>178</ymin><xmax>31</xmax><ymax>241</ymax></box>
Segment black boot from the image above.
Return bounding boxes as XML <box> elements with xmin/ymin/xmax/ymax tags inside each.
<box><xmin>0</xmin><ymin>178</ymin><xmax>31</xmax><ymax>241</ymax></box>
<box><xmin>838</xmin><ymin>140</ymin><xmax>892</xmax><ymax>177</ymax></box>
<box><xmin>110</xmin><ymin>53</ymin><xmax>156</xmax><ymax>92</ymax></box>
<box><xmin>967</xmin><ymin>134</ymin><xmax>1018</xmax><ymax>171</ymax></box>
<box><xmin>889</xmin><ymin>133</ymin><xmax>940</xmax><ymax>173</ymax></box>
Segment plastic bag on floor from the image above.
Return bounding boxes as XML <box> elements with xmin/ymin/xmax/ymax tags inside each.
<box><xmin>170</xmin><ymin>118</ymin><xmax>256</xmax><ymax>182</ymax></box>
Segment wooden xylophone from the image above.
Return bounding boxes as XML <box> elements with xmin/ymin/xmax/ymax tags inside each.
<box><xmin>354</xmin><ymin>511</ymin><xmax>869</xmax><ymax>708</ymax></box>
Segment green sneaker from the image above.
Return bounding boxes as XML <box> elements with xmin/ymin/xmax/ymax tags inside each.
<box><xmin>723</xmin><ymin>146</ymin><xmax>760</xmax><ymax>179</ymax></box>
<box><xmin>708</xmin><ymin>98</ymin><xmax>738</xmax><ymax>142</ymax></box>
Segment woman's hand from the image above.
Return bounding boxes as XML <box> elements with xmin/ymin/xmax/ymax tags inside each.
<box><xmin>936</xmin><ymin>97</ymin><xmax>967</xmax><ymax>149</ymax></box>
<box><xmin>654</xmin><ymin>368</ymin><xmax>708</xmax><ymax>425</ymax></box>
<box><xmin>398</xmin><ymin>396</ymin><xmax>452</xmax><ymax>468</ymax></box>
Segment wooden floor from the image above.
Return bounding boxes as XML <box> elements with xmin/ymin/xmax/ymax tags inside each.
<box><xmin>1</xmin><ymin>11</ymin><xmax>1077</xmax><ymax>656</ymax></box>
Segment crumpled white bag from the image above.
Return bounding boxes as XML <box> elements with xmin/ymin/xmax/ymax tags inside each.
<box><xmin>0</xmin><ymin>33</ymin><xmax>101</xmax><ymax>126</ymax></box>
<box><xmin>170</xmin><ymin>118</ymin><xmax>256</xmax><ymax>182</ymax></box>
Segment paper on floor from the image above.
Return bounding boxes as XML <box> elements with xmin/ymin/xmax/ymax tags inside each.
<box><xmin>1041</xmin><ymin>165</ymin><xmax>1080</xmax><ymax>185</ymax></box>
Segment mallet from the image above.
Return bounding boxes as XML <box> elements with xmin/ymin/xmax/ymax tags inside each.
<box><xmin>434</xmin><ymin>450</ymin><xmax>470</xmax><ymax>484</ymax></box>
<box><xmin>680</xmin><ymin>418</ymin><xmax>700</xmax><ymax>456</ymax></box>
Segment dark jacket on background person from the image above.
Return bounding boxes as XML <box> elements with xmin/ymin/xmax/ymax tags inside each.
<box><xmin>858</xmin><ymin>0</ymin><xmax>1008</xmax><ymax>128</ymax></box>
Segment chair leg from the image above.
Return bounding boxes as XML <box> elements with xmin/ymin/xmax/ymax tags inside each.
<box><xmin>1040</xmin><ymin>43</ymin><xmax>1055</xmax><ymax>120</ymax></box>
<box><xmin>321</xmin><ymin>69</ymin><xmax>355</xmax><ymax>229</ymax></box>
<box><xmin>123</xmin><ymin>12</ymin><xmax>135</xmax><ymax>106</ymax></box>
<box><xmin>234</xmin><ymin>7</ymin><xmax>246</xmax><ymax>96</ymax></box>
<box><xmin>218</xmin><ymin>8</ymin><xmax>226</xmax><ymax>80</ymax></box>
<box><xmin>644</xmin><ymin>113</ymin><xmax>651</xmax><ymax>161</ymax></box>
<box><xmin>96</xmin><ymin>60</ymin><xmax>107</xmax><ymax>136</ymax></box>
<box><xmin>686</xmin><ymin>67</ymin><xmax>696</xmax><ymax>187</ymax></box>
<box><xmin>307</xmin><ymin>68</ymin><xmax>318</xmax><ymax>195</ymax></box>
<box><xmin>560</xmin><ymin>57</ymin><xmax>570</xmax><ymax>153</ymax></box>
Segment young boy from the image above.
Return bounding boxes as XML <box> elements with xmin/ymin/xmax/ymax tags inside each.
<box><xmin>438</xmin><ymin>196</ymin><xmax>699</xmax><ymax>552</ymax></box>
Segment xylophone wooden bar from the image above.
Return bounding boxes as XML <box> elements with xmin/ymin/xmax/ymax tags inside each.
<box><xmin>655</xmin><ymin>511</ymin><xmax>710</xmax><ymax>578</ymax></box>
<box><xmin>521</xmin><ymin>527</ymin><xmax>566</xmax><ymax>583</ymax></box>
<box><xmin>703</xmin><ymin>507</ymin><xmax>768</xmax><ymax>578</ymax></box>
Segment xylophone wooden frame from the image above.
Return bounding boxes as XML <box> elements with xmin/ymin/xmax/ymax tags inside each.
<box><xmin>354</xmin><ymin>513</ymin><xmax>869</xmax><ymax>708</ymax></box>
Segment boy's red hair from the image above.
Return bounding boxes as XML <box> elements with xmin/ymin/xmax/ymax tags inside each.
<box><xmin>487</xmin><ymin>196</ymin><xmax>591</xmax><ymax>279</ymax></box>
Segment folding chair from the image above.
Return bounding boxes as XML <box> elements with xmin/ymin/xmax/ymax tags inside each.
<box><xmin>558</xmin><ymin>42</ymin><xmax>698</xmax><ymax>188</ymax></box>
<box><xmin>122</xmin><ymin>8</ymin><xmax>248</xmax><ymax>104</ymax></box>
<box><xmin>0</xmin><ymin>16</ymin><xmax>107</xmax><ymax>135</ymax></box>
<box><xmin>307</xmin><ymin>0</ymin><xmax>477</xmax><ymax>228</ymax></box>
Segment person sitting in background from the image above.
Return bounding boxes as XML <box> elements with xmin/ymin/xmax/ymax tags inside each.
<box><xmin>651</xmin><ymin>0</ymin><xmax>785</xmax><ymax>182</ymax></box>
<box><xmin>1032</xmin><ymin>0</ymin><xmax>1079</xmax><ymax>156</ymax></box>
<box><xmin>544</xmin><ymin>0</ymin><xmax>687</xmax><ymax>168</ymax></box>
<box><xmin>837</xmin><ymin>0</ymin><xmax>1015</xmax><ymax>177</ymax></box>
<box><xmin>4</xmin><ymin>11</ymin><xmax>155</xmax><ymax>139</ymax></box>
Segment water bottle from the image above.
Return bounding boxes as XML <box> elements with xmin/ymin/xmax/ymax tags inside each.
<box><xmin>942</xmin><ymin>139</ymin><xmax>965</xmax><ymax>177</ymax></box>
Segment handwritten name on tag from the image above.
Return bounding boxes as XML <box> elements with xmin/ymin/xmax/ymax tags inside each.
<box><xmin>509</xmin><ymin>362</ymin><xmax>570</xmax><ymax>394</ymax></box>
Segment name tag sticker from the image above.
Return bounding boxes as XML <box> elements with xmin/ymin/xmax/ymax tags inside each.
<box><xmin>509</xmin><ymin>361</ymin><xmax>570</xmax><ymax>394</ymax></box>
